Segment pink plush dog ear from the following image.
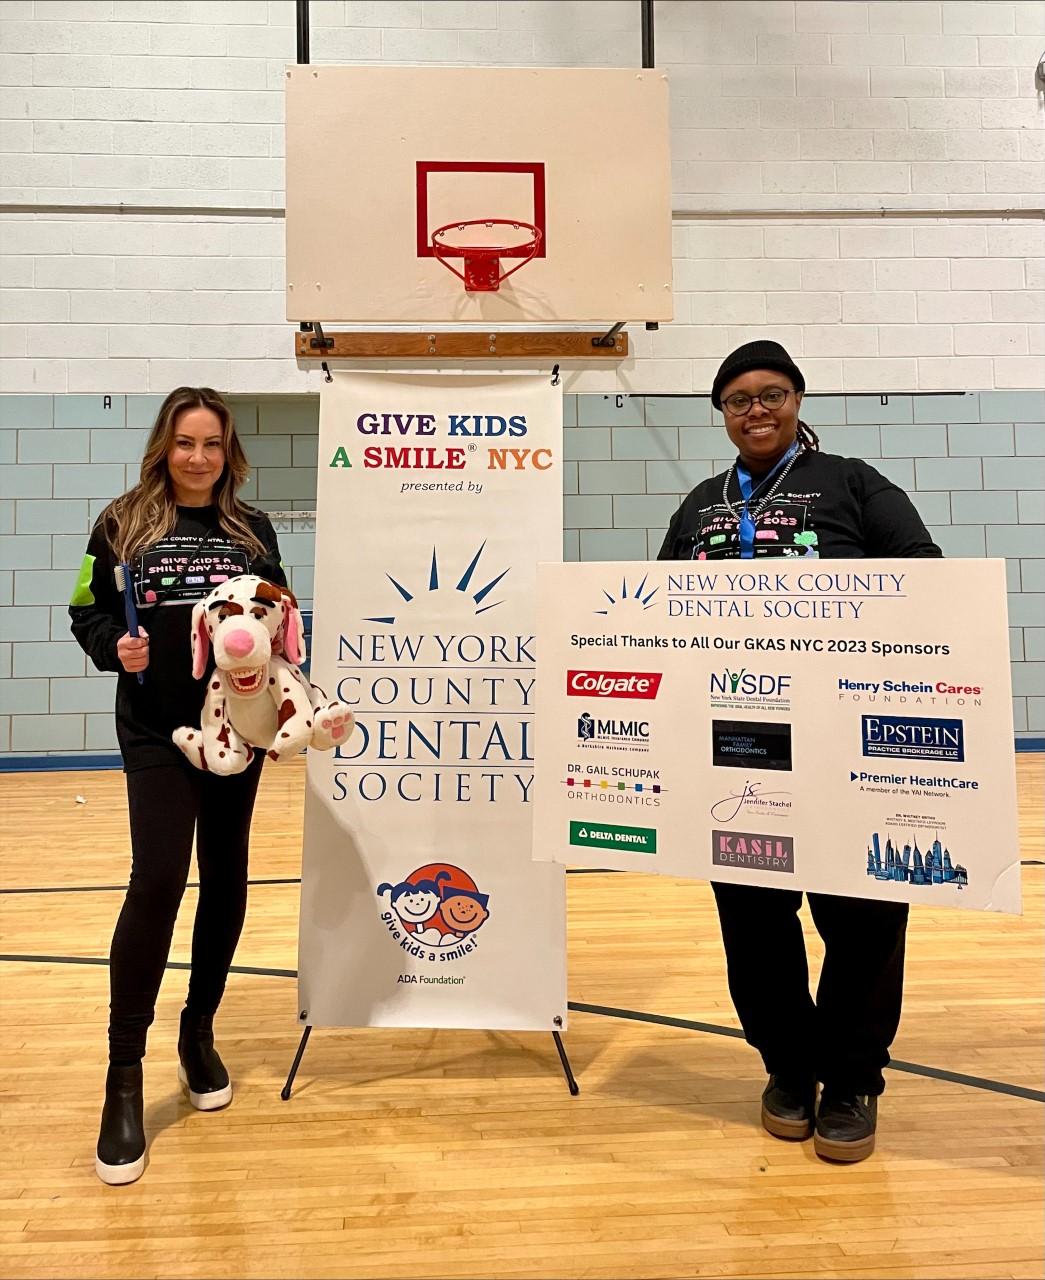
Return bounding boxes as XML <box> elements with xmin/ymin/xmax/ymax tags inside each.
<box><xmin>191</xmin><ymin>600</ymin><xmax>210</xmax><ymax>679</ymax></box>
<box><xmin>283</xmin><ymin>598</ymin><xmax>306</xmax><ymax>666</ymax></box>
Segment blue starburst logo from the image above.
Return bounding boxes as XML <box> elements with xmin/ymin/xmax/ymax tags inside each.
<box><xmin>594</xmin><ymin>573</ymin><xmax>659</xmax><ymax>616</ymax></box>
<box><xmin>364</xmin><ymin>541</ymin><xmax>511</xmax><ymax>625</ymax></box>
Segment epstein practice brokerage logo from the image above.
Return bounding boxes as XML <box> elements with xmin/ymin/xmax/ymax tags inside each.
<box><xmin>566</xmin><ymin>670</ymin><xmax>663</xmax><ymax>700</ymax></box>
<box><xmin>712</xmin><ymin>829</ymin><xmax>795</xmax><ymax>874</ymax></box>
<box><xmin>861</xmin><ymin>715</ymin><xmax>965</xmax><ymax>763</ymax></box>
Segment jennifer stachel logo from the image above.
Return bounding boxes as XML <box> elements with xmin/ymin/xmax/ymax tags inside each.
<box><xmin>566</xmin><ymin>669</ymin><xmax>662</xmax><ymax>700</ymax></box>
<box><xmin>712</xmin><ymin>829</ymin><xmax>795</xmax><ymax>873</ymax></box>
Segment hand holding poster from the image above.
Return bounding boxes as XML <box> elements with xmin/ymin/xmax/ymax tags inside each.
<box><xmin>532</xmin><ymin>559</ymin><xmax>1020</xmax><ymax>914</ymax></box>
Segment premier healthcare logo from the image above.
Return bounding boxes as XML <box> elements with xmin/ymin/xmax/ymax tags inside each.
<box><xmin>566</xmin><ymin>670</ymin><xmax>662</xmax><ymax>700</ymax></box>
<box><xmin>709</xmin><ymin>668</ymin><xmax>792</xmax><ymax>712</ymax></box>
<box><xmin>861</xmin><ymin>715</ymin><xmax>965</xmax><ymax>763</ymax></box>
<box><xmin>712</xmin><ymin>830</ymin><xmax>795</xmax><ymax>873</ymax></box>
<box><xmin>849</xmin><ymin>769</ymin><xmax>980</xmax><ymax>794</ymax></box>
<box><xmin>576</xmin><ymin>711</ymin><xmax>650</xmax><ymax>754</ymax></box>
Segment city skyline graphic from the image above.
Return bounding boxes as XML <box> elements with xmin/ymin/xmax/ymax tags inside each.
<box><xmin>866</xmin><ymin>831</ymin><xmax>969</xmax><ymax>888</ymax></box>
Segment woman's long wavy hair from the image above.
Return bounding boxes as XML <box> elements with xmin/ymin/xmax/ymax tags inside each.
<box><xmin>102</xmin><ymin>387</ymin><xmax>265</xmax><ymax>563</ymax></box>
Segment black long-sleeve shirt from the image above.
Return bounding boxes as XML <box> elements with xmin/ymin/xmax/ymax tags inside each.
<box><xmin>69</xmin><ymin>505</ymin><xmax>286</xmax><ymax>771</ymax></box>
<box><xmin>658</xmin><ymin>450</ymin><xmax>942</xmax><ymax>562</ymax></box>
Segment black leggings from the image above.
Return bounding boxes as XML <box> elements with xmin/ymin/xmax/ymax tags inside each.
<box><xmin>108</xmin><ymin>756</ymin><xmax>263</xmax><ymax>1063</ymax></box>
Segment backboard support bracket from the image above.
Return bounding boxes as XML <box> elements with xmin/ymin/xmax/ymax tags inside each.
<box><xmin>294</xmin><ymin>330</ymin><xmax>628</xmax><ymax>361</ymax></box>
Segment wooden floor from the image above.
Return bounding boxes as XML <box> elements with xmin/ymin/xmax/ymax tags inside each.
<box><xmin>1</xmin><ymin>756</ymin><xmax>1042</xmax><ymax>1280</ymax></box>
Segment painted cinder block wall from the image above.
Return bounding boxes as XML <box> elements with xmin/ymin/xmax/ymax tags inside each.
<box><xmin>0</xmin><ymin>2</ymin><xmax>1043</xmax><ymax>755</ymax></box>
<box><xmin>1</xmin><ymin>386</ymin><xmax>1041</xmax><ymax>758</ymax></box>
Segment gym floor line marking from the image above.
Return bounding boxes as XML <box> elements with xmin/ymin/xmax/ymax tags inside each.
<box><xmin>1</xmin><ymin>953</ymin><xmax>1042</xmax><ymax>1105</ymax></box>
<box><xmin>0</xmin><ymin>868</ymin><xmax>623</xmax><ymax>895</ymax></box>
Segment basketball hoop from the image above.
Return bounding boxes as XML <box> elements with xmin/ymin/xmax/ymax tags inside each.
<box><xmin>430</xmin><ymin>219</ymin><xmax>543</xmax><ymax>292</ymax></box>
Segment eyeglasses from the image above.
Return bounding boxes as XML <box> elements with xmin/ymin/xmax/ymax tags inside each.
<box><xmin>722</xmin><ymin>387</ymin><xmax>792</xmax><ymax>415</ymax></box>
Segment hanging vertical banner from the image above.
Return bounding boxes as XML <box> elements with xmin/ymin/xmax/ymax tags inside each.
<box><xmin>298</xmin><ymin>373</ymin><xmax>567</xmax><ymax>1030</ymax></box>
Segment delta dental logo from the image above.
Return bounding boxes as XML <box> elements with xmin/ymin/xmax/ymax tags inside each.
<box><xmin>576</xmin><ymin>710</ymin><xmax>650</xmax><ymax>753</ymax></box>
<box><xmin>709</xmin><ymin>667</ymin><xmax>792</xmax><ymax>712</ymax></box>
<box><xmin>566</xmin><ymin>669</ymin><xmax>662</xmax><ymax>700</ymax></box>
<box><xmin>861</xmin><ymin>715</ymin><xmax>965</xmax><ymax>763</ymax></box>
<box><xmin>712</xmin><ymin>829</ymin><xmax>795</xmax><ymax>874</ymax></box>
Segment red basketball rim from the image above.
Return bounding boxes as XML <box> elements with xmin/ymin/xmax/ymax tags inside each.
<box><xmin>430</xmin><ymin>218</ymin><xmax>543</xmax><ymax>291</ymax></box>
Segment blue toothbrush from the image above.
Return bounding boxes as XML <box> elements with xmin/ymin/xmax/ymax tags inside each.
<box><xmin>113</xmin><ymin>563</ymin><xmax>145</xmax><ymax>685</ymax></box>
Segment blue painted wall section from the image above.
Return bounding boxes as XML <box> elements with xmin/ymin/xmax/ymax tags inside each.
<box><xmin>1</xmin><ymin>390</ymin><xmax>1042</xmax><ymax>759</ymax></box>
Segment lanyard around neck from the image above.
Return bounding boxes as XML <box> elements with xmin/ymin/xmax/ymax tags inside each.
<box><xmin>733</xmin><ymin>441</ymin><xmax>800</xmax><ymax>559</ymax></box>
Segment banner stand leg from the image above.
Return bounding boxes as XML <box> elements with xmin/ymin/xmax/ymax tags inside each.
<box><xmin>281</xmin><ymin>1025</ymin><xmax>313</xmax><ymax>1101</ymax></box>
<box><xmin>552</xmin><ymin>1029</ymin><xmax>580</xmax><ymax>1096</ymax></box>
<box><xmin>282</xmin><ymin>1024</ymin><xmax>578</xmax><ymax>1098</ymax></box>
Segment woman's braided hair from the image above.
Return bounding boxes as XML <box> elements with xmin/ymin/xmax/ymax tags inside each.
<box><xmin>796</xmin><ymin>419</ymin><xmax>820</xmax><ymax>452</ymax></box>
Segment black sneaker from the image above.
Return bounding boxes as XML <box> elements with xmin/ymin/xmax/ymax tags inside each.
<box><xmin>760</xmin><ymin>1074</ymin><xmax>816</xmax><ymax>1141</ymax></box>
<box><xmin>814</xmin><ymin>1092</ymin><xmax>877</xmax><ymax>1162</ymax></box>
<box><xmin>177</xmin><ymin>1010</ymin><xmax>232</xmax><ymax>1111</ymax></box>
<box><xmin>96</xmin><ymin>1062</ymin><xmax>146</xmax><ymax>1186</ymax></box>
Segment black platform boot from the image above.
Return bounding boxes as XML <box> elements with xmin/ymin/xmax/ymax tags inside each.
<box><xmin>177</xmin><ymin>1009</ymin><xmax>232</xmax><ymax>1111</ymax></box>
<box><xmin>96</xmin><ymin>1062</ymin><xmax>146</xmax><ymax>1185</ymax></box>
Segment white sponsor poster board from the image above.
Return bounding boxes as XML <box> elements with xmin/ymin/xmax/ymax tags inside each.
<box><xmin>532</xmin><ymin>559</ymin><xmax>1020</xmax><ymax>914</ymax></box>
<box><xmin>298</xmin><ymin>373</ymin><xmax>567</xmax><ymax>1029</ymax></box>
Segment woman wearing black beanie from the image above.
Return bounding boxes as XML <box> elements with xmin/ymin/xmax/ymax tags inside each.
<box><xmin>659</xmin><ymin>341</ymin><xmax>942</xmax><ymax>1163</ymax></box>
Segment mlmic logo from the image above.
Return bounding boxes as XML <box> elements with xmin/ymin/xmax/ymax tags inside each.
<box><xmin>861</xmin><ymin>715</ymin><xmax>965</xmax><ymax>763</ymax></box>
<box><xmin>578</xmin><ymin>713</ymin><xmax>595</xmax><ymax>741</ymax></box>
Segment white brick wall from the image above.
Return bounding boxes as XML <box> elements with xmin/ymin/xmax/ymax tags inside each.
<box><xmin>1</xmin><ymin>0</ymin><xmax>1043</xmax><ymax>394</ymax></box>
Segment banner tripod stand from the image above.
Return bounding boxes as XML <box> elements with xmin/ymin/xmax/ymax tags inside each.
<box><xmin>281</xmin><ymin>1018</ymin><xmax>580</xmax><ymax>1100</ymax></box>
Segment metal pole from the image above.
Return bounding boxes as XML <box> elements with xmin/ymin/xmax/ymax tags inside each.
<box><xmin>296</xmin><ymin>0</ymin><xmax>310</xmax><ymax>65</ymax></box>
<box><xmin>641</xmin><ymin>0</ymin><xmax>654</xmax><ymax>68</ymax></box>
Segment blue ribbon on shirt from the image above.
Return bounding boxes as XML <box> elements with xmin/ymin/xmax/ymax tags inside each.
<box><xmin>734</xmin><ymin>441</ymin><xmax>800</xmax><ymax>559</ymax></box>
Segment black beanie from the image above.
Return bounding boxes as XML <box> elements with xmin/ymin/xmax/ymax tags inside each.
<box><xmin>711</xmin><ymin>340</ymin><xmax>805</xmax><ymax>410</ymax></box>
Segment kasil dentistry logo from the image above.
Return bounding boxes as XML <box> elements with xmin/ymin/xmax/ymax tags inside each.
<box><xmin>861</xmin><ymin>715</ymin><xmax>965</xmax><ymax>763</ymax></box>
<box><xmin>576</xmin><ymin>710</ymin><xmax>650</xmax><ymax>753</ymax></box>
<box><xmin>711</xmin><ymin>779</ymin><xmax>793</xmax><ymax>823</ymax></box>
<box><xmin>376</xmin><ymin>863</ymin><xmax>489</xmax><ymax>972</ymax></box>
<box><xmin>712</xmin><ymin>829</ymin><xmax>795</xmax><ymax>874</ymax></box>
<box><xmin>566</xmin><ymin>669</ymin><xmax>662</xmax><ymax>700</ymax></box>
<box><xmin>709</xmin><ymin>667</ymin><xmax>792</xmax><ymax>712</ymax></box>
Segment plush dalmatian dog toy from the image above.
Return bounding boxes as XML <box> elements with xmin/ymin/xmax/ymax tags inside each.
<box><xmin>172</xmin><ymin>574</ymin><xmax>354</xmax><ymax>775</ymax></box>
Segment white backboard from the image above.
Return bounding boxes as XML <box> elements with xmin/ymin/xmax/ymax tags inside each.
<box><xmin>285</xmin><ymin>66</ymin><xmax>673</xmax><ymax>325</ymax></box>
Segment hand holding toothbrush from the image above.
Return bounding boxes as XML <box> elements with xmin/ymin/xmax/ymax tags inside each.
<box><xmin>114</xmin><ymin>564</ymin><xmax>148</xmax><ymax>683</ymax></box>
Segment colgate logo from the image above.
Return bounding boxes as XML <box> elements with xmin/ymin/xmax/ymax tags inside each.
<box><xmin>566</xmin><ymin>670</ymin><xmax>662</xmax><ymax>700</ymax></box>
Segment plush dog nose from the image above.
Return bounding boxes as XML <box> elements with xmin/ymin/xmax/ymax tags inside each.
<box><xmin>223</xmin><ymin>628</ymin><xmax>255</xmax><ymax>659</ymax></box>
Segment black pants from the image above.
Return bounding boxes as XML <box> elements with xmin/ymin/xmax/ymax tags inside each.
<box><xmin>108</xmin><ymin>756</ymin><xmax>264</xmax><ymax>1063</ymax></box>
<box><xmin>712</xmin><ymin>882</ymin><xmax>909</xmax><ymax>1096</ymax></box>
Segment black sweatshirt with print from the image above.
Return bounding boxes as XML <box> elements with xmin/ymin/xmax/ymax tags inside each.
<box><xmin>69</xmin><ymin>505</ymin><xmax>285</xmax><ymax>771</ymax></box>
<box><xmin>658</xmin><ymin>450</ymin><xmax>942</xmax><ymax>562</ymax></box>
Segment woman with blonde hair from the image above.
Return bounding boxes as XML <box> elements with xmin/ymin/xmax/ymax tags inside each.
<box><xmin>70</xmin><ymin>387</ymin><xmax>286</xmax><ymax>1185</ymax></box>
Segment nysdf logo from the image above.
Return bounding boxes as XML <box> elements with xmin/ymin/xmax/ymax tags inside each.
<box><xmin>566</xmin><ymin>670</ymin><xmax>662</xmax><ymax>700</ymax></box>
<box><xmin>709</xmin><ymin>667</ymin><xmax>792</xmax><ymax>712</ymax></box>
<box><xmin>376</xmin><ymin>863</ymin><xmax>490</xmax><ymax>968</ymax></box>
